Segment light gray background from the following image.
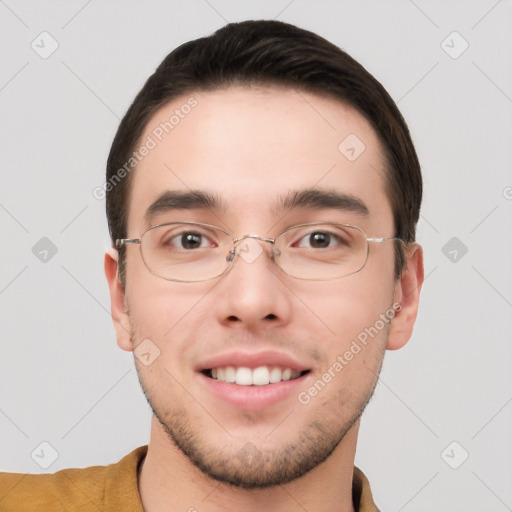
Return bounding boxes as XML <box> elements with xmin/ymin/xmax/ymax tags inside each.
<box><xmin>1</xmin><ymin>1</ymin><xmax>511</xmax><ymax>510</ymax></box>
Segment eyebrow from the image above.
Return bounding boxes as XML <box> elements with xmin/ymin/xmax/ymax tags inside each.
<box><xmin>144</xmin><ymin>188</ymin><xmax>369</xmax><ymax>226</ymax></box>
<box><xmin>144</xmin><ymin>190</ymin><xmax>227</xmax><ymax>225</ymax></box>
<box><xmin>276</xmin><ymin>189</ymin><xmax>369</xmax><ymax>216</ymax></box>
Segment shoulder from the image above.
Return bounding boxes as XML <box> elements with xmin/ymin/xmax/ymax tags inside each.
<box><xmin>0</xmin><ymin>466</ymin><xmax>106</xmax><ymax>511</ymax></box>
<box><xmin>0</xmin><ymin>446</ymin><xmax>147</xmax><ymax>512</ymax></box>
<box><xmin>353</xmin><ymin>466</ymin><xmax>380</xmax><ymax>512</ymax></box>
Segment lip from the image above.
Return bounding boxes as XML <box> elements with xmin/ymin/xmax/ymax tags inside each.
<box><xmin>196</xmin><ymin>350</ymin><xmax>310</xmax><ymax>372</ymax></box>
<box><xmin>195</xmin><ymin>350</ymin><xmax>312</xmax><ymax>411</ymax></box>
<box><xmin>197</xmin><ymin>371</ymin><xmax>310</xmax><ymax>411</ymax></box>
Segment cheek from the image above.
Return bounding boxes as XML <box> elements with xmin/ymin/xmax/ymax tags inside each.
<box><xmin>295</xmin><ymin>271</ymin><xmax>395</xmax><ymax>345</ymax></box>
<box><xmin>125</xmin><ymin>252</ymin><xmax>194</xmax><ymax>334</ymax></box>
<box><xmin>125</xmin><ymin>269</ymin><xmax>217</xmax><ymax>368</ymax></box>
<box><xmin>308</xmin><ymin>288</ymin><xmax>390</xmax><ymax>399</ymax></box>
<box><xmin>292</xmin><ymin>273</ymin><xmax>394</xmax><ymax>400</ymax></box>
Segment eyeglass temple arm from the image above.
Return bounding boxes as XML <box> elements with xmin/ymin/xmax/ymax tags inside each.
<box><xmin>367</xmin><ymin>237</ymin><xmax>406</xmax><ymax>244</ymax></box>
<box><xmin>115</xmin><ymin>238</ymin><xmax>141</xmax><ymax>249</ymax></box>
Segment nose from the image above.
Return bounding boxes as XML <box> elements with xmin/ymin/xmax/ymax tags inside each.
<box><xmin>215</xmin><ymin>236</ymin><xmax>293</xmax><ymax>330</ymax></box>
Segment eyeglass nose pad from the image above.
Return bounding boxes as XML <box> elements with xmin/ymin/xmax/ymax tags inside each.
<box><xmin>270</xmin><ymin>247</ymin><xmax>280</xmax><ymax>260</ymax></box>
<box><xmin>226</xmin><ymin>249</ymin><xmax>236</xmax><ymax>263</ymax></box>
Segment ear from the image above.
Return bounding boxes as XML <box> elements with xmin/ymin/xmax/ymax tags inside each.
<box><xmin>104</xmin><ymin>247</ymin><xmax>133</xmax><ymax>352</ymax></box>
<box><xmin>386</xmin><ymin>243</ymin><xmax>424</xmax><ymax>350</ymax></box>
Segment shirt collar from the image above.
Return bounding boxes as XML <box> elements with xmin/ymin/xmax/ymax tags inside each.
<box><xmin>121</xmin><ymin>446</ymin><xmax>379</xmax><ymax>511</ymax></box>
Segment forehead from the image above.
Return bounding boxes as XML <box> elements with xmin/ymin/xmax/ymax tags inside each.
<box><xmin>127</xmin><ymin>85</ymin><xmax>392</xmax><ymax>232</ymax></box>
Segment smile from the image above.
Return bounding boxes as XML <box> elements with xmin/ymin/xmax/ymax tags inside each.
<box><xmin>204</xmin><ymin>366</ymin><xmax>309</xmax><ymax>386</ymax></box>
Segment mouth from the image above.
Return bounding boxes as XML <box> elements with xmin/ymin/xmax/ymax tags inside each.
<box><xmin>196</xmin><ymin>351</ymin><xmax>313</xmax><ymax>410</ymax></box>
<box><xmin>202</xmin><ymin>366</ymin><xmax>310</xmax><ymax>386</ymax></box>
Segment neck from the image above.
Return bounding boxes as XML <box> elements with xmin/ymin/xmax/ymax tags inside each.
<box><xmin>138</xmin><ymin>416</ymin><xmax>359</xmax><ymax>512</ymax></box>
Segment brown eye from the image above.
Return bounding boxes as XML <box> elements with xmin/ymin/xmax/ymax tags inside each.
<box><xmin>297</xmin><ymin>231</ymin><xmax>338</xmax><ymax>249</ymax></box>
<box><xmin>164</xmin><ymin>231</ymin><xmax>212</xmax><ymax>250</ymax></box>
<box><xmin>308</xmin><ymin>232</ymin><xmax>331</xmax><ymax>248</ymax></box>
<box><xmin>180</xmin><ymin>232</ymin><xmax>203</xmax><ymax>249</ymax></box>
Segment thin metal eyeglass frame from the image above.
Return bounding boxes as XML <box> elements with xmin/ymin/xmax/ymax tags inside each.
<box><xmin>115</xmin><ymin>221</ymin><xmax>406</xmax><ymax>282</ymax></box>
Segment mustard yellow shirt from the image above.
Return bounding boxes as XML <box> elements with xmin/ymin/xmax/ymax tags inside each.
<box><xmin>0</xmin><ymin>446</ymin><xmax>380</xmax><ymax>511</ymax></box>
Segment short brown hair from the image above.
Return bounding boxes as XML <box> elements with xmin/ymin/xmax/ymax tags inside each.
<box><xmin>106</xmin><ymin>20</ymin><xmax>422</xmax><ymax>285</ymax></box>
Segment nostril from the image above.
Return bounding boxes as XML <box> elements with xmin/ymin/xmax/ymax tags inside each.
<box><xmin>265</xmin><ymin>313</ymin><xmax>277</xmax><ymax>320</ymax></box>
<box><xmin>227</xmin><ymin>315</ymin><xmax>239</xmax><ymax>321</ymax></box>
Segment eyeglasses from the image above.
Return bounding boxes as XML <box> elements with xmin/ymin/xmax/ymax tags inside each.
<box><xmin>116</xmin><ymin>221</ymin><xmax>405</xmax><ymax>282</ymax></box>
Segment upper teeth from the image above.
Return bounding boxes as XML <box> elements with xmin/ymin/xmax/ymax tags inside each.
<box><xmin>210</xmin><ymin>366</ymin><xmax>302</xmax><ymax>386</ymax></box>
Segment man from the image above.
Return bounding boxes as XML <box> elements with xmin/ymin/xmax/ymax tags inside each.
<box><xmin>1</xmin><ymin>19</ymin><xmax>423</xmax><ymax>511</ymax></box>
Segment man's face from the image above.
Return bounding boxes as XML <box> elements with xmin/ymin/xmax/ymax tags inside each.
<box><xmin>117</xmin><ymin>86</ymin><xmax>403</xmax><ymax>487</ymax></box>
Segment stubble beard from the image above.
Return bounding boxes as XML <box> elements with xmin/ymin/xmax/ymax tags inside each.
<box><xmin>134</xmin><ymin>351</ymin><xmax>384</xmax><ymax>490</ymax></box>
